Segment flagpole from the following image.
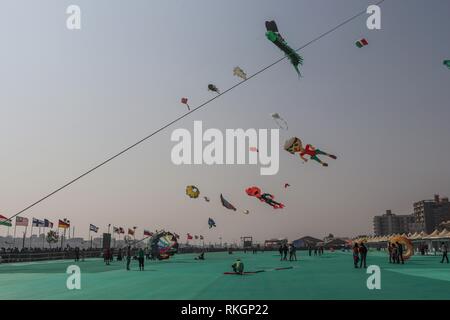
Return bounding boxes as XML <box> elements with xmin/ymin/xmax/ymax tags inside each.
<box><xmin>89</xmin><ymin>228</ymin><xmax>91</xmax><ymax>249</ymax></box>
<box><xmin>22</xmin><ymin>226</ymin><xmax>27</xmax><ymax>250</ymax></box>
<box><xmin>29</xmin><ymin>223</ymin><xmax>34</xmax><ymax>249</ymax></box>
<box><xmin>13</xmin><ymin>222</ymin><xmax>17</xmax><ymax>249</ymax></box>
<box><xmin>42</xmin><ymin>226</ymin><xmax>46</xmax><ymax>249</ymax></box>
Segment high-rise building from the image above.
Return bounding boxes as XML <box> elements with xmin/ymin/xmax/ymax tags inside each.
<box><xmin>414</xmin><ymin>194</ymin><xmax>450</xmax><ymax>233</ymax></box>
<box><xmin>373</xmin><ymin>210</ymin><xmax>415</xmax><ymax>236</ymax></box>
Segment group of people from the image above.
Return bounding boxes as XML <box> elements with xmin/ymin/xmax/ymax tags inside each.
<box><xmin>352</xmin><ymin>242</ymin><xmax>368</xmax><ymax>268</ymax></box>
<box><xmin>308</xmin><ymin>245</ymin><xmax>324</xmax><ymax>256</ymax></box>
<box><xmin>278</xmin><ymin>243</ymin><xmax>297</xmax><ymax>261</ymax></box>
<box><xmin>387</xmin><ymin>242</ymin><xmax>405</xmax><ymax>264</ymax></box>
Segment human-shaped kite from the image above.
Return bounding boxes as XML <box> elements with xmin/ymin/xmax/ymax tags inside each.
<box><xmin>245</xmin><ymin>186</ymin><xmax>284</xmax><ymax>209</ymax></box>
<box><xmin>284</xmin><ymin>137</ymin><xmax>337</xmax><ymax>167</ymax></box>
<box><xmin>208</xmin><ymin>218</ymin><xmax>216</xmax><ymax>229</ymax></box>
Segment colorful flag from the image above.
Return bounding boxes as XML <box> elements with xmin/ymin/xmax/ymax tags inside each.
<box><xmin>113</xmin><ymin>227</ymin><xmax>119</xmax><ymax>234</ymax></box>
<box><xmin>44</xmin><ymin>219</ymin><xmax>53</xmax><ymax>228</ymax></box>
<box><xmin>58</xmin><ymin>219</ymin><xmax>70</xmax><ymax>229</ymax></box>
<box><xmin>200</xmin><ymin>235</ymin><xmax>204</xmax><ymax>240</ymax></box>
<box><xmin>355</xmin><ymin>38</ymin><xmax>369</xmax><ymax>48</ymax></box>
<box><xmin>32</xmin><ymin>218</ymin><xmax>45</xmax><ymax>227</ymax></box>
<box><xmin>119</xmin><ymin>227</ymin><xmax>125</xmax><ymax>234</ymax></box>
<box><xmin>128</xmin><ymin>228</ymin><xmax>135</xmax><ymax>235</ymax></box>
<box><xmin>0</xmin><ymin>214</ymin><xmax>12</xmax><ymax>227</ymax></box>
<box><xmin>187</xmin><ymin>233</ymin><xmax>193</xmax><ymax>240</ymax></box>
<box><xmin>90</xmin><ymin>224</ymin><xmax>99</xmax><ymax>233</ymax></box>
<box><xmin>144</xmin><ymin>230</ymin><xmax>153</xmax><ymax>237</ymax></box>
<box><xmin>194</xmin><ymin>235</ymin><xmax>199</xmax><ymax>240</ymax></box>
<box><xmin>15</xmin><ymin>216</ymin><xmax>29</xmax><ymax>227</ymax></box>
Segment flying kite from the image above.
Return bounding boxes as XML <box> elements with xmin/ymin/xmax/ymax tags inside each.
<box><xmin>149</xmin><ymin>231</ymin><xmax>179</xmax><ymax>260</ymax></box>
<box><xmin>233</xmin><ymin>66</ymin><xmax>247</xmax><ymax>80</ymax></box>
<box><xmin>284</xmin><ymin>137</ymin><xmax>337</xmax><ymax>167</ymax></box>
<box><xmin>245</xmin><ymin>186</ymin><xmax>284</xmax><ymax>209</ymax></box>
<box><xmin>284</xmin><ymin>183</ymin><xmax>290</xmax><ymax>188</ymax></box>
<box><xmin>265</xmin><ymin>20</ymin><xmax>303</xmax><ymax>76</ymax></box>
<box><xmin>271</xmin><ymin>113</ymin><xmax>288</xmax><ymax>130</ymax></box>
<box><xmin>355</xmin><ymin>38</ymin><xmax>369</xmax><ymax>48</ymax></box>
<box><xmin>220</xmin><ymin>194</ymin><xmax>237</xmax><ymax>211</ymax></box>
<box><xmin>444</xmin><ymin>60</ymin><xmax>450</xmax><ymax>69</ymax></box>
<box><xmin>181</xmin><ymin>97</ymin><xmax>190</xmax><ymax>110</ymax></box>
<box><xmin>204</xmin><ymin>196</ymin><xmax>210</xmax><ymax>202</ymax></box>
<box><xmin>242</xmin><ymin>210</ymin><xmax>250</xmax><ymax>215</ymax></box>
<box><xmin>186</xmin><ymin>185</ymin><xmax>200</xmax><ymax>199</ymax></box>
<box><xmin>208</xmin><ymin>218</ymin><xmax>216</xmax><ymax>229</ymax></box>
<box><xmin>208</xmin><ymin>84</ymin><xmax>220</xmax><ymax>94</ymax></box>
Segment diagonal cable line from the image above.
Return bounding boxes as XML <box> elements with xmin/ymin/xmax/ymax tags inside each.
<box><xmin>7</xmin><ymin>0</ymin><xmax>385</xmax><ymax>222</ymax></box>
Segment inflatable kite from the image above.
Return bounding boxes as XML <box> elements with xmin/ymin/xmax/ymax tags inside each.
<box><xmin>271</xmin><ymin>113</ymin><xmax>288</xmax><ymax>130</ymax></box>
<box><xmin>181</xmin><ymin>97</ymin><xmax>190</xmax><ymax>110</ymax></box>
<box><xmin>245</xmin><ymin>186</ymin><xmax>284</xmax><ymax>209</ymax></box>
<box><xmin>220</xmin><ymin>194</ymin><xmax>237</xmax><ymax>211</ymax></box>
<box><xmin>149</xmin><ymin>231</ymin><xmax>179</xmax><ymax>260</ymax></box>
<box><xmin>208</xmin><ymin>218</ymin><xmax>216</xmax><ymax>229</ymax></box>
<box><xmin>204</xmin><ymin>196</ymin><xmax>210</xmax><ymax>202</ymax></box>
<box><xmin>265</xmin><ymin>20</ymin><xmax>303</xmax><ymax>76</ymax></box>
<box><xmin>186</xmin><ymin>185</ymin><xmax>200</xmax><ymax>199</ymax></box>
<box><xmin>355</xmin><ymin>38</ymin><xmax>369</xmax><ymax>48</ymax></box>
<box><xmin>444</xmin><ymin>60</ymin><xmax>450</xmax><ymax>69</ymax></box>
<box><xmin>389</xmin><ymin>236</ymin><xmax>414</xmax><ymax>260</ymax></box>
<box><xmin>284</xmin><ymin>183</ymin><xmax>290</xmax><ymax>188</ymax></box>
<box><xmin>233</xmin><ymin>66</ymin><xmax>247</xmax><ymax>80</ymax></box>
<box><xmin>284</xmin><ymin>137</ymin><xmax>337</xmax><ymax>167</ymax></box>
<box><xmin>208</xmin><ymin>84</ymin><xmax>220</xmax><ymax>94</ymax></box>
<box><xmin>242</xmin><ymin>210</ymin><xmax>250</xmax><ymax>215</ymax></box>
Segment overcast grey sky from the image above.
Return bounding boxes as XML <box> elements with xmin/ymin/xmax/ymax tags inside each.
<box><xmin>1</xmin><ymin>0</ymin><xmax>450</xmax><ymax>243</ymax></box>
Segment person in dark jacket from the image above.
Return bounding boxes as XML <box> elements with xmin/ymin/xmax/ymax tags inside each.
<box><xmin>359</xmin><ymin>243</ymin><xmax>368</xmax><ymax>268</ymax></box>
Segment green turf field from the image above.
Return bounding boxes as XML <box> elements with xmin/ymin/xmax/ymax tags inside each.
<box><xmin>0</xmin><ymin>250</ymin><xmax>448</xmax><ymax>300</ymax></box>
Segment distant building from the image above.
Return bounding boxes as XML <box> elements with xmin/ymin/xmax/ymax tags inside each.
<box><xmin>373</xmin><ymin>210</ymin><xmax>415</xmax><ymax>236</ymax></box>
<box><xmin>292</xmin><ymin>236</ymin><xmax>322</xmax><ymax>248</ymax></box>
<box><xmin>264</xmin><ymin>238</ymin><xmax>287</xmax><ymax>249</ymax></box>
<box><xmin>414</xmin><ymin>194</ymin><xmax>450</xmax><ymax>233</ymax></box>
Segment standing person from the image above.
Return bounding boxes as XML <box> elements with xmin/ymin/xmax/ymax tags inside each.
<box><xmin>289</xmin><ymin>244</ymin><xmax>297</xmax><ymax>261</ymax></box>
<box><xmin>138</xmin><ymin>248</ymin><xmax>145</xmax><ymax>271</ymax></box>
<box><xmin>74</xmin><ymin>247</ymin><xmax>80</xmax><ymax>262</ymax></box>
<box><xmin>282</xmin><ymin>244</ymin><xmax>288</xmax><ymax>261</ymax></box>
<box><xmin>314</xmin><ymin>247</ymin><xmax>318</xmax><ymax>256</ymax></box>
<box><xmin>104</xmin><ymin>248</ymin><xmax>110</xmax><ymax>265</ymax></box>
<box><xmin>352</xmin><ymin>243</ymin><xmax>360</xmax><ymax>268</ymax></box>
<box><xmin>441</xmin><ymin>242</ymin><xmax>449</xmax><ymax>263</ymax></box>
<box><xmin>278</xmin><ymin>245</ymin><xmax>283</xmax><ymax>260</ymax></box>
<box><xmin>359</xmin><ymin>242</ymin><xmax>368</xmax><ymax>268</ymax></box>
<box><xmin>391</xmin><ymin>243</ymin><xmax>398</xmax><ymax>264</ymax></box>
<box><xmin>308</xmin><ymin>245</ymin><xmax>312</xmax><ymax>256</ymax></box>
<box><xmin>396</xmin><ymin>242</ymin><xmax>404</xmax><ymax>264</ymax></box>
<box><xmin>387</xmin><ymin>243</ymin><xmax>393</xmax><ymax>263</ymax></box>
<box><xmin>126</xmin><ymin>246</ymin><xmax>132</xmax><ymax>271</ymax></box>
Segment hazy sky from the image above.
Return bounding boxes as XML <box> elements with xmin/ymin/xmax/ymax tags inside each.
<box><xmin>1</xmin><ymin>0</ymin><xmax>450</xmax><ymax>243</ymax></box>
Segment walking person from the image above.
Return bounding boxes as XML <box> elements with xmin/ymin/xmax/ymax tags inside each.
<box><xmin>387</xmin><ymin>243</ymin><xmax>393</xmax><ymax>263</ymax></box>
<box><xmin>289</xmin><ymin>244</ymin><xmax>297</xmax><ymax>261</ymax></box>
<box><xmin>391</xmin><ymin>243</ymin><xmax>398</xmax><ymax>264</ymax></box>
<box><xmin>126</xmin><ymin>246</ymin><xmax>132</xmax><ymax>271</ymax></box>
<box><xmin>278</xmin><ymin>245</ymin><xmax>283</xmax><ymax>260</ymax></box>
<box><xmin>314</xmin><ymin>247</ymin><xmax>318</xmax><ymax>256</ymax></box>
<box><xmin>138</xmin><ymin>248</ymin><xmax>145</xmax><ymax>271</ymax></box>
<box><xmin>396</xmin><ymin>242</ymin><xmax>404</xmax><ymax>264</ymax></box>
<box><xmin>359</xmin><ymin>242</ymin><xmax>368</xmax><ymax>268</ymax></box>
<box><xmin>308</xmin><ymin>245</ymin><xmax>312</xmax><ymax>256</ymax></box>
<box><xmin>441</xmin><ymin>242</ymin><xmax>449</xmax><ymax>263</ymax></box>
<box><xmin>352</xmin><ymin>243</ymin><xmax>360</xmax><ymax>268</ymax></box>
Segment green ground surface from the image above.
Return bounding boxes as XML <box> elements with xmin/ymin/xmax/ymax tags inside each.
<box><xmin>0</xmin><ymin>250</ymin><xmax>449</xmax><ymax>300</ymax></box>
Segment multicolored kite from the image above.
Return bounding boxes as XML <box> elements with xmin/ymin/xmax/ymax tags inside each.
<box><xmin>245</xmin><ymin>186</ymin><xmax>284</xmax><ymax>209</ymax></box>
<box><xmin>355</xmin><ymin>38</ymin><xmax>369</xmax><ymax>48</ymax></box>
<box><xmin>181</xmin><ymin>97</ymin><xmax>190</xmax><ymax>110</ymax></box>
<box><xmin>284</xmin><ymin>137</ymin><xmax>337</xmax><ymax>167</ymax></box>
<box><xmin>220</xmin><ymin>194</ymin><xmax>237</xmax><ymax>211</ymax></box>
<box><xmin>186</xmin><ymin>185</ymin><xmax>200</xmax><ymax>199</ymax></box>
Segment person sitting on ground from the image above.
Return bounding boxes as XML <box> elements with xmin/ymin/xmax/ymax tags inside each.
<box><xmin>231</xmin><ymin>259</ymin><xmax>244</xmax><ymax>274</ymax></box>
<box><xmin>195</xmin><ymin>252</ymin><xmax>205</xmax><ymax>260</ymax></box>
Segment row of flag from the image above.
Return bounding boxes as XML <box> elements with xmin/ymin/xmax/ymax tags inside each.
<box><xmin>187</xmin><ymin>233</ymin><xmax>204</xmax><ymax>240</ymax></box>
<box><xmin>0</xmin><ymin>215</ymin><xmax>71</xmax><ymax>229</ymax></box>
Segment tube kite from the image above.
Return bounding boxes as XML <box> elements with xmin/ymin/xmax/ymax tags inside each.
<box><xmin>245</xmin><ymin>186</ymin><xmax>284</xmax><ymax>209</ymax></box>
<box><xmin>389</xmin><ymin>236</ymin><xmax>414</xmax><ymax>260</ymax></box>
<box><xmin>265</xmin><ymin>20</ymin><xmax>303</xmax><ymax>76</ymax></box>
<box><xmin>284</xmin><ymin>137</ymin><xmax>337</xmax><ymax>167</ymax></box>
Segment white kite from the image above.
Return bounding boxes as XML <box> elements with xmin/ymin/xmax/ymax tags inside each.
<box><xmin>271</xmin><ymin>113</ymin><xmax>288</xmax><ymax>130</ymax></box>
<box><xmin>233</xmin><ymin>67</ymin><xmax>247</xmax><ymax>80</ymax></box>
